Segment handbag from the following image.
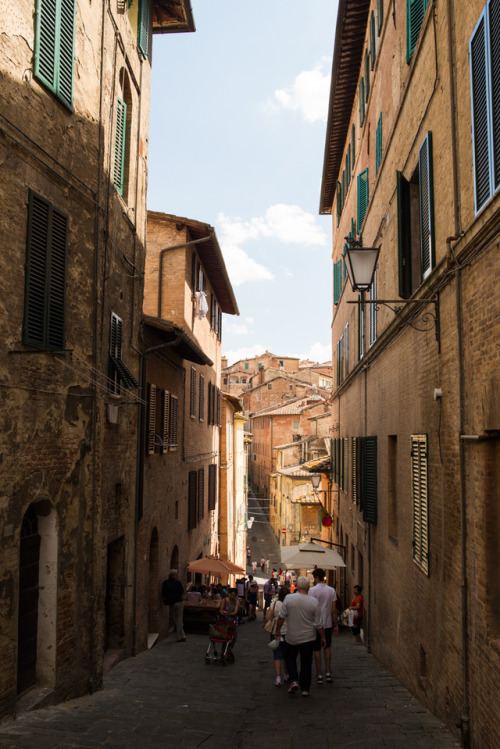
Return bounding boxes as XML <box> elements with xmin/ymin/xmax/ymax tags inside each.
<box><xmin>263</xmin><ymin>601</ymin><xmax>276</xmax><ymax>633</ymax></box>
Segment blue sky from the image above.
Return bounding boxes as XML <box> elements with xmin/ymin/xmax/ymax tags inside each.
<box><xmin>148</xmin><ymin>1</ymin><xmax>339</xmax><ymax>365</ymax></box>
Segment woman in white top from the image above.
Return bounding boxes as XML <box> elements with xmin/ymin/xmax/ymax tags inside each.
<box><xmin>264</xmin><ymin>586</ymin><xmax>290</xmax><ymax>686</ymax></box>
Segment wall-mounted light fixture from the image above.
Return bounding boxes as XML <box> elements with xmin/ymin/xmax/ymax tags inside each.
<box><xmin>344</xmin><ymin>237</ymin><xmax>440</xmax><ymax>351</ymax></box>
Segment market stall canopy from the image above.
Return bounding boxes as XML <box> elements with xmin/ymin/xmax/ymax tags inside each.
<box><xmin>280</xmin><ymin>541</ymin><xmax>346</xmax><ymax>570</ymax></box>
<box><xmin>187</xmin><ymin>556</ymin><xmax>245</xmax><ymax>578</ymax></box>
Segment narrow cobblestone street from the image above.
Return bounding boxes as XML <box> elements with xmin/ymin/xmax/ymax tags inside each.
<box><xmin>0</xmin><ymin>498</ymin><xmax>460</xmax><ymax>749</ymax></box>
<box><xmin>0</xmin><ymin>621</ymin><xmax>460</xmax><ymax>749</ymax></box>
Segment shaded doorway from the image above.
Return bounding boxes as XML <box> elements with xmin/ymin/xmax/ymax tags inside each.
<box><xmin>105</xmin><ymin>537</ymin><xmax>125</xmax><ymax>652</ymax></box>
<box><xmin>17</xmin><ymin>505</ymin><xmax>40</xmax><ymax>694</ymax></box>
<box><xmin>147</xmin><ymin>529</ymin><xmax>159</xmax><ymax>648</ymax></box>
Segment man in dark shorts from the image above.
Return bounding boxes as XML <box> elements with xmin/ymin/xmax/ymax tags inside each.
<box><xmin>308</xmin><ymin>568</ymin><xmax>339</xmax><ymax>683</ymax></box>
<box><xmin>246</xmin><ymin>576</ymin><xmax>258</xmax><ymax>620</ymax></box>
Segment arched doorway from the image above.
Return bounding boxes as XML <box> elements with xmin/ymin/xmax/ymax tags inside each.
<box><xmin>17</xmin><ymin>500</ymin><xmax>57</xmax><ymax>694</ymax></box>
<box><xmin>147</xmin><ymin>529</ymin><xmax>159</xmax><ymax>642</ymax></box>
<box><xmin>170</xmin><ymin>545</ymin><xmax>179</xmax><ymax>572</ymax></box>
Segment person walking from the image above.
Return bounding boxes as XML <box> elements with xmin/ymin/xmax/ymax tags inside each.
<box><xmin>162</xmin><ymin>569</ymin><xmax>186</xmax><ymax>642</ymax></box>
<box><xmin>350</xmin><ymin>584</ymin><xmax>364</xmax><ymax>643</ymax></box>
<box><xmin>308</xmin><ymin>568</ymin><xmax>339</xmax><ymax>683</ymax></box>
<box><xmin>264</xmin><ymin>585</ymin><xmax>290</xmax><ymax>686</ymax></box>
<box><xmin>274</xmin><ymin>576</ymin><xmax>325</xmax><ymax>697</ymax></box>
<box><xmin>245</xmin><ymin>575</ymin><xmax>258</xmax><ymax>621</ymax></box>
<box><xmin>263</xmin><ymin>576</ymin><xmax>277</xmax><ymax>616</ymax></box>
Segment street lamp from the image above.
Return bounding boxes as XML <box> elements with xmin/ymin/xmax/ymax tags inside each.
<box><xmin>344</xmin><ymin>237</ymin><xmax>380</xmax><ymax>292</ymax></box>
<box><xmin>344</xmin><ymin>236</ymin><xmax>440</xmax><ymax>350</ymax></box>
<box><xmin>310</xmin><ymin>473</ymin><xmax>321</xmax><ymax>490</ymax></box>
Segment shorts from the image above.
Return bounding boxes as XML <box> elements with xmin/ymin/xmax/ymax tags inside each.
<box><xmin>270</xmin><ymin>633</ymin><xmax>286</xmax><ymax>660</ymax></box>
<box><xmin>313</xmin><ymin>627</ymin><xmax>332</xmax><ymax>651</ymax></box>
<box><xmin>247</xmin><ymin>592</ymin><xmax>257</xmax><ymax>605</ymax></box>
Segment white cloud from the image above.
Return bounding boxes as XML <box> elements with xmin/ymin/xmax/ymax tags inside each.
<box><xmin>216</xmin><ymin>204</ymin><xmax>327</xmax><ymax>287</ymax></box>
<box><xmin>223</xmin><ymin>344</ymin><xmax>267</xmax><ymax>366</ymax></box>
<box><xmin>272</xmin><ymin>58</ymin><xmax>331</xmax><ymax>124</ymax></box>
<box><xmin>225</xmin><ymin>321</ymin><xmax>249</xmax><ymax>336</ymax></box>
<box><xmin>293</xmin><ymin>341</ymin><xmax>332</xmax><ymax>364</ymax></box>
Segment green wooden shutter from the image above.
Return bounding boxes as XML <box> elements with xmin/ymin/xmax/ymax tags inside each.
<box><xmin>351</xmin><ymin>437</ymin><xmax>358</xmax><ymax>504</ymax></box>
<box><xmin>407</xmin><ymin>0</ymin><xmax>429</xmax><ymax>63</ymax></box>
<box><xmin>208</xmin><ymin>464</ymin><xmax>217</xmax><ymax>511</ymax></box>
<box><xmin>370</xmin><ymin>12</ymin><xmax>376</xmax><ymax>68</ymax></box>
<box><xmin>365</xmin><ymin>51</ymin><xmax>370</xmax><ymax>100</ymax></box>
<box><xmin>411</xmin><ymin>434</ymin><xmax>429</xmax><ymax>574</ymax></box>
<box><xmin>47</xmin><ymin>208</ymin><xmax>67</xmax><ymax>348</ymax></box>
<box><xmin>334</xmin><ymin>259</ymin><xmax>342</xmax><ymax>304</ymax></box>
<box><xmin>377</xmin><ymin>0</ymin><xmax>384</xmax><ymax>34</ymax></box>
<box><xmin>345</xmin><ymin>322</ymin><xmax>349</xmax><ymax>376</ymax></box>
<box><xmin>198</xmin><ymin>468</ymin><xmax>205</xmax><ymax>520</ymax></box>
<box><xmin>169</xmin><ymin>394</ymin><xmax>178</xmax><ymax>449</ymax></box>
<box><xmin>138</xmin><ymin>0</ymin><xmax>150</xmax><ymax>58</ymax></box>
<box><xmin>34</xmin><ymin>0</ymin><xmax>75</xmax><ymax>110</ymax></box>
<box><xmin>24</xmin><ymin>191</ymin><xmax>67</xmax><ymax>350</ymax></box>
<box><xmin>490</xmin><ymin>0</ymin><xmax>500</xmax><ymax>191</ymax></box>
<box><xmin>162</xmin><ymin>389</ymin><xmax>170</xmax><ymax>454</ymax></box>
<box><xmin>357</xmin><ymin>168</ymin><xmax>369</xmax><ymax>228</ymax></box>
<box><xmin>114</xmin><ymin>98</ymin><xmax>126</xmax><ymax>195</ymax></box>
<box><xmin>362</xmin><ymin>436</ymin><xmax>378</xmax><ymax>523</ymax></box>
<box><xmin>359</xmin><ymin>78</ymin><xmax>365</xmax><ymax>126</ymax></box>
<box><xmin>336</xmin><ymin>181</ymin><xmax>342</xmax><ymax>226</ymax></box>
<box><xmin>147</xmin><ymin>384</ymin><xmax>156</xmax><ymax>455</ymax></box>
<box><xmin>188</xmin><ymin>471</ymin><xmax>197</xmax><ymax>529</ymax></box>
<box><xmin>375</xmin><ymin>113</ymin><xmax>383</xmax><ymax>175</ymax></box>
<box><xmin>396</xmin><ymin>171</ymin><xmax>412</xmax><ymax>298</ymax></box>
<box><xmin>419</xmin><ymin>132</ymin><xmax>435</xmax><ymax>279</ymax></box>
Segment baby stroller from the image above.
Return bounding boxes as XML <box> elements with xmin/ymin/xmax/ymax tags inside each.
<box><xmin>205</xmin><ymin>616</ymin><xmax>237</xmax><ymax>665</ymax></box>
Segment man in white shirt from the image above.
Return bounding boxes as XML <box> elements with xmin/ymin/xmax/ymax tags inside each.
<box><xmin>308</xmin><ymin>567</ymin><xmax>339</xmax><ymax>683</ymax></box>
<box><xmin>274</xmin><ymin>576</ymin><xmax>326</xmax><ymax>697</ymax></box>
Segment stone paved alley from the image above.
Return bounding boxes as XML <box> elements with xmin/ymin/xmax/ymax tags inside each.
<box><xmin>0</xmin><ymin>499</ymin><xmax>460</xmax><ymax>749</ymax></box>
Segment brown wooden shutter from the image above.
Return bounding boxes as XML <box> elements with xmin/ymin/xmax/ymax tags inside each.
<box><xmin>188</xmin><ymin>471</ymin><xmax>197</xmax><ymax>530</ymax></box>
<box><xmin>198</xmin><ymin>468</ymin><xmax>205</xmax><ymax>520</ymax></box>
<box><xmin>147</xmin><ymin>384</ymin><xmax>156</xmax><ymax>454</ymax></box>
<box><xmin>208</xmin><ymin>464</ymin><xmax>217</xmax><ymax>511</ymax></box>
<box><xmin>162</xmin><ymin>390</ymin><xmax>169</xmax><ymax>453</ymax></box>
<box><xmin>169</xmin><ymin>394</ymin><xmax>178</xmax><ymax>450</ymax></box>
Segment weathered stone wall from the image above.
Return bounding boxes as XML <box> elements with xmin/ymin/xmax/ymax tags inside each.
<box><xmin>0</xmin><ymin>0</ymin><xmax>153</xmax><ymax>716</ymax></box>
<box><xmin>328</xmin><ymin>0</ymin><xmax>500</xmax><ymax>745</ymax></box>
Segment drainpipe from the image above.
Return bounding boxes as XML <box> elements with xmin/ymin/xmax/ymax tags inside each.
<box><xmin>455</xmin><ymin>264</ymin><xmax>470</xmax><ymax>748</ymax></box>
<box><xmin>157</xmin><ymin>234</ymin><xmax>214</xmax><ymax>318</ymax></box>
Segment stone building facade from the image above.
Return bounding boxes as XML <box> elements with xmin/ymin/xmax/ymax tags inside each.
<box><xmin>320</xmin><ymin>0</ymin><xmax>500</xmax><ymax>745</ymax></box>
<box><xmin>0</xmin><ymin>0</ymin><xmax>194</xmax><ymax>718</ymax></box>
<box><xmin>140</xmin><ymin>211</ymin><xmax>238</xmax><ymax>636</ymax></box>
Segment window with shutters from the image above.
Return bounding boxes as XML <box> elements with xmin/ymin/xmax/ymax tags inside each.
<box><xmin>169</xmin><ymin>394</ymin><xmax>178</xmax><ymax>450</ymax></box>
<box><xmin>411</xmin><ymin>434</ymin><xmax>429</xmax><ymax>574</ymax></box>
<box><xmin>146</xmin><ymin>384</ymin><xmax>156</xmax><ymax>455</ymax></box>
<box><xmin>357</xmin><ymin>169</ymin><xmax>369</xmax><ymax>229</ymax></box>
<box><xmin>370</xmin><ymin>12</ymin><xmax>376</xmax><ymax>69</ymax></box>
<box><xmin>190</xmin><ymin>366</ymin><xmax>197</xmax><ymax>418</ymax></box>
<box><xmin>114</xmin><ymin>97</ymin><xmax>126</xmax><ymax>197</ymax></box>
<box><xmin>23</xmin><ymin>190</ymin><xmax>67</xmax><ymax>351</ymax></box>
<box><xmin>397</xmin><ymin>132</ymin><xmax>435</xmax><ymax>297</ymax></box>
<box><xmin>407</xmin><ymin>0</ymin><xmax>430</xmax><ymax>63</ymax></box>
<box><xmin>364</xmin><ymin>51</ymin><xmax>370</xmax><ymax>100</ymax></box>
<box><xmin>333</xmin><ymin>259</ymin><xmax>343</xmax><ymax>305</ymax></box>
<box><xmin>188</xmin><ymin>471</ymin><xmax>197</xmax><ymax>530</ymax></box>
<box><xmin>137</xmin><ymin>0</ymin><xmax>150</xmax><ymax>59</ymax></box>
<box><xmin>350</xmin><ymin>436</ymin><xmax>377</xmax><ymax>521</ymax></box>
<box><xmin>161</xmin><ymin>389</ymin><xmax>169</xmax><ymax>453</ymax></box>
<box><xmin>359</xmin><ymin>78</ymin><xmax>366</xmax><ymax>126</ymax></box>
<box><xmin>208</xmin><ymin>464</ymin><xmax>217</xmax><ymax>511</ymax></box>
<box><xmin>109</xmin><ymin>312</ymin><xmax>138</xmax><ymax>394</ymax></box>
<box><xmin>470</xmin><ymin>0</ymin><xmax>500</xmax><ymax>213</ymax></box>
<box><xmin>369</xmin><ymin>271</ymin><xmax>377</xmax><ymax>346</ymax></box>
<box><xmin>34</xmin><ymin>0</ymin><xmax>75</xmax><ymax>111</ymax></box>
<box><xmin>375</xmin><ymin>113</ymin><xmax>383</xmax><ymax>175</ymax></box>
<box><xmin>198</xmin><ymin>468</ymin><xmax>205</xmax><ymax>520</ymax></box>
<box><xmin>345</xmin><ymin>322</ymin><xmax>350</xmax><ymax>377</ymax></box>
<box><xmin>377</xmin><ymin>0</ymin><xmax>384</xmax><ymax>34</ymax></box>
<box><xmin>199</xmin><ymin>374</ymin><xmax>205</xmax><ymax>421</ymax></box>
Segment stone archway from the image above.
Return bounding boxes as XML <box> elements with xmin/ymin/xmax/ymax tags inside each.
<box><xmin>17</xmin><ymin>500</ymin><xmax>57</xmax><ymax>695</ymax></box>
